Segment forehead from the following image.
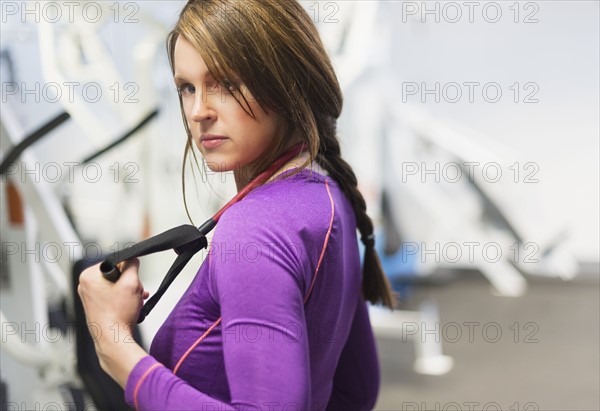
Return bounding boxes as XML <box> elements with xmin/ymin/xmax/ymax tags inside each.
<box><xmin>173</xmin><ymin>37</ymin><xmax>211</xmax><ymax>79</ymax></box>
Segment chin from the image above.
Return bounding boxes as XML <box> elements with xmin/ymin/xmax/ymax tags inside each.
<box><xmin>202</xmin><ymin>155</ymin><xmax>239</xmax><ymax>173</ymax></box>
<box><xmin>204</xmin><ymin>159</ymin><xmax>229</xmax><ymax>173</ymax></box>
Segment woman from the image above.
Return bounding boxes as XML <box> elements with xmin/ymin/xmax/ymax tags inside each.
<box><xmin>78</xmin><ymin>1</ymin><xmax>395</xmax><ymax>409</ymax></box>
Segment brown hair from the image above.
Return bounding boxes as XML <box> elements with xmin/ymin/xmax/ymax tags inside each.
<box><xmin>166</xmin><ymin>0</ymin><xmax>395</xmax><ymax>309</ymax></box>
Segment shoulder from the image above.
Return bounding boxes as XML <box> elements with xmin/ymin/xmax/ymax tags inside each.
<box><xmin>209</xmin><ymin>168</ymin><xmax>344</xmax><ymax>280</ymax></box>
<box><xmin>206</xmin><ymin>168</ymin><xmax>353</xmax><ymax>303</ymax></box>
<box><xmin>214</xmin><ymin>168</ymin><xmax>340</xmax><ymax>244</ymax></box>
<box><xmin>205</xmin><ymin>170</ymin><xmax>332</xmax><ymax>301</ymax></box>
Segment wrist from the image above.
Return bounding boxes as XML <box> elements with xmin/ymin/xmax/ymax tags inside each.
<box><xmin>96</xmin><ymin>337</ymin><xmax>148</xmax><ymax>388</ymax></box>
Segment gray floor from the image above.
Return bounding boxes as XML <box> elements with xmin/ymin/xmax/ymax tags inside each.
<box><xmin>374</xmin><ymin>270</ymin><xmax>600</xmax><ymax>411</ymax></box>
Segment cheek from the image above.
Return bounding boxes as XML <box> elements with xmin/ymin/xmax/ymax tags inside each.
<box><xmin>186</xmin><ymin>107</ymin><xmax>195</xmax><ymax>122</ymax></box>
<box><xmin>181</xmin><ymin>97</ymin><xmax>194</xmax><ymax>118</ymax></box>
<box><xmin>262</xmin><ymin>116</ymin><xmax>283</xmax><ymax>145</ymax></box>
<box><xmin>249</xmin><ymin>107</ymin><xmax>279</xmax><ymax>138</ymax></box>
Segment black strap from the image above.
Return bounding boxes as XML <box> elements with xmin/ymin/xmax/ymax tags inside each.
<box><xmin>100</xmin><ymin>222</ymin><xmax>213</xmax><ymax>323</ymax></box>
<box><xmin>137</xmin><ymin>246</ymin><xmax>201</xmax><ymax>323</ymax></box>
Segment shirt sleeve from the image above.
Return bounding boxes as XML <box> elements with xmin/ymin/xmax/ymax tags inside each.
<box><xmin>326</xmin><ymin>297</ymin><xmax>381</xmax><ymax>410</ymax></box>
<box><xmin>124</xmin><ymin>202</ymin><xmax>312</xmax><ymax>410</ymax></box>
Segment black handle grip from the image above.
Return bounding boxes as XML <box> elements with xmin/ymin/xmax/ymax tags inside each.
<box><xmin>100</xmin><ymin>261</ymin><xmax>122</xmax><ymax>283</ymax></box>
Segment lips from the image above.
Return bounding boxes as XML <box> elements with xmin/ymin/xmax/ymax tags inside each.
<box><xmin>200</xmin><ymin>134</ymin><xmax>228</xmax><ymax>149</ymax></box>
<box><xmin>200</xmin><ymin>134</ymin><xmax>228</xmax><ymax>142</ymax></box>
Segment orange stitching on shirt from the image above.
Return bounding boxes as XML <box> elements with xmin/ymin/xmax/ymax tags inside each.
<box><xmin>134</xmin><ymin>363</ymin><xmax>163</xmax><ymax>410</ymax></box>
<box><xmin>173</xmin><ymin>317</ymin><xmax>222</xmax><ymax>375</ymax></box>
<box><xmin>304</xmin><ymin>178</ymin><xmax>335</xmax><ymax>304</ymax></box>
<box><xmin>173</xmin><ymin>177</ymin><xmax>334</xmax><ymax>373</ymax></box>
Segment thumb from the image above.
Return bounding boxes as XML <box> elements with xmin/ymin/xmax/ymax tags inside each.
<box><xmin>117</xmin><ymin>258</ymin><xmax>141</xmax><ymax>284</ymax></box>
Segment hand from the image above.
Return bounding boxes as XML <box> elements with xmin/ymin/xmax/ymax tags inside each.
<box><xmin>78</xmin><ymin>258</ymin><xmax>149</xmax><ymax>351</ymax></box>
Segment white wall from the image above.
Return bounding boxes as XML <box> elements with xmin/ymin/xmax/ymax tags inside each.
<box><xmin>379</xmin><ymin>0</ymin><xmax>599</xmax><ymax>261</ymax></box>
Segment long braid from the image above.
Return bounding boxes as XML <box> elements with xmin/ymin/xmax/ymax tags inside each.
<box><xmin>315</xmin><ymin>117</ymin><xmax>396</xmax><ymax>309</ymax></box>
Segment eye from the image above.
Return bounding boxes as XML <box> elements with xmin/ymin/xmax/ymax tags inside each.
<box><xmin>176</xmin><ymin>83</ymin><xmax>195</xmax><ymax>95</ymax></box>
<box><xmin>221</xmin><ymin>78</ymin><xmax>238</xmax><ymax>93</ymax></box>
<box><xmin>222</xmin><ymin>79</ymin><xmax>236</xmax><ymax>91</ymax></box>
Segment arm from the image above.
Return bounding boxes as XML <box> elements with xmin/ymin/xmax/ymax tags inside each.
<box><xmin>327</xmin><ymin>298</ymin><xmax>381</xmax><ymax>411</ymax></box>
<box><xmin>125</xmin><ymin>207</ymin><xmax>312</xmax><ymax>410</ymax></box>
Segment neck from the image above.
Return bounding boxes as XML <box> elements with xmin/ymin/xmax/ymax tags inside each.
<box><xmin>233</xmin><ymin>149</ymin><xmax>310</xmax><ymax>192</ymax></box>
<box><xmin>233</xmin><ymin>165</ymin><xmax>255</xmax><ymax>193</ymax></box>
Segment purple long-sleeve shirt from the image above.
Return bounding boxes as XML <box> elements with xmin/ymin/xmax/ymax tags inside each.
<box><xmin>124</xmin><ymin>167</ymin><xmax>380</xmax><ymax>410</ymax></box>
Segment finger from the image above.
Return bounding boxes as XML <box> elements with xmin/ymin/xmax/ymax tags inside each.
<box><xmin>119</xmin><ymin>258</ymin><xmax>141</xmax><ymax>278</ymax></box>
<box><xmin>116</xmin><ymin>261</ymin><xmax>126</xmax><ymax>273</ymax></box>
<box><xmin>143</xmin><ymin>291</ymin><xmax>150</xmax><ymax>299</ymax></box>
<box><xmin>80</xmin><ymin>262</ymin><xmax>102</xmax><ymax>283</ymax></box>
<box><xmin>119</xmin><ymin>258</ymin><xmax>140</xmax><ymax>272</ymax></box>
<box><xmin>118</xmin><ymin>258</ymin><xmax>143</xmax><ymax>290</ymax></box>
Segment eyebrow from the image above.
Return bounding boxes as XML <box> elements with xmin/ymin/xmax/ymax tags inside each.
<box><xmin>173</xmin><ymin>72</ymin><xmax>215</xmax><ymax>82</ymax></box>
<box><xmin>173</xmin><ymin>74</ymin><xmax>185</xmax><ymax>82</ymax></box>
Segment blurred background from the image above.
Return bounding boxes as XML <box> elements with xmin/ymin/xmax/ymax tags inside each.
<box><xmin>0</xmin><ymin>1</ymin><xmax>598</xmax><ymax>410</ymax></box>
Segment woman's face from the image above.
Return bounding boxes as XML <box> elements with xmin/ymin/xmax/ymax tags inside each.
<box><xmin>173</xmin><ymin>36</ymin><xmax>282</xmax><ymax>183</ymax></box>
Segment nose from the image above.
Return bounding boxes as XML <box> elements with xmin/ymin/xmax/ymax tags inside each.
<box><xmin>191</xmin><ymin>91</ymin><xmax>216</xmax><ymax>123</ymax></box>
